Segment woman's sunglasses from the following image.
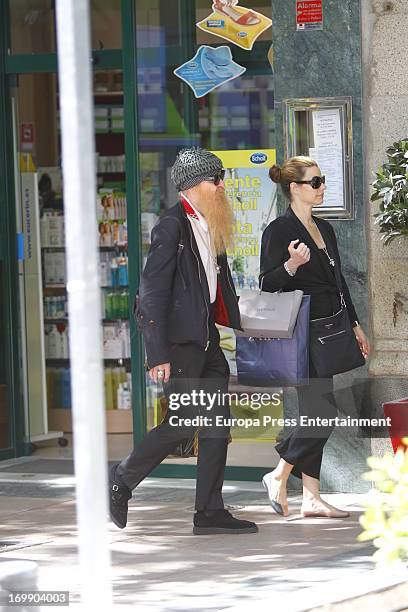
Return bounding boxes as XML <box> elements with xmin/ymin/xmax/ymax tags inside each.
<box><xmin>205</xmin><ymin>169</ymin><xmax>226</xmax><ymax>186</ymax></box>
<box><xmin>294</xmin><ymin>175</ymin><xmax>326</xmax><ymax>189</ymax></box>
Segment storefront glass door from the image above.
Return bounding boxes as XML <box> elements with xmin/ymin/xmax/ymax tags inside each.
<box><xmin>135</xmin><ymin>0</ymin><xmax>277</xmax><ymax>476</ymax></box>
<box><xmin>8</xmin><ymin>64</ymin><xmax>139</xmax><ymax>457</ymax></box>
<box><xmin>3</xmin><ymin>0</ymin><xmax>276</xmax><ymax>478</ymax></box>
<box><xmin>4</xmin><ymin>0</ymin><xmax>141</xmax><ymax>460</ymax></box>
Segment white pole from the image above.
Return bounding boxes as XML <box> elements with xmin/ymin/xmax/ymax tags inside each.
<box><xmin>55</xmin><ymin>1</ymin><xmax>112</xmax><ymax>609</ymax></box>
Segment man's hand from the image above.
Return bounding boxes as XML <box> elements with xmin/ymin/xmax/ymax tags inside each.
<box><xmin>287</xmin><ymin>239</ymin><xmax>310</xmax><ymax>273</ymax></box>
<box><xmin>149</xmin><ymin>363</ymin><xmax>171</xmax><ymax>384</ymax></box>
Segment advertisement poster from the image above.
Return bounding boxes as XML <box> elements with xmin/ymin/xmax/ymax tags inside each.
<box><xmin>296</xmin><ymin>0</ymin><xmax>323</xmax><ymax>31</ymax></box>
<box><xmin>197</xmin><ymin>1</ymin><xmax>272</xmax><ymax>51</ymax></box>
<box><xmin>212</xmin><ymin>149</ymin><xmax>277</xmax><ymax>377</ymax></box>
<box><xmin>174</xmin><ymin>45</ymin><xmax>245</xmax><ymax>98</ymax></box>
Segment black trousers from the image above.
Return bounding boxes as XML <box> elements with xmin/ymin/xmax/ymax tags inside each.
<box><xmin>116</xmin><ymin>315</ymin><xmax>230</xmax><ymax>511</ymax></box>
<box><xmin>275</xmin><ymin>363</ymin><xmax>336</xmax><ymax>479</ymax></box>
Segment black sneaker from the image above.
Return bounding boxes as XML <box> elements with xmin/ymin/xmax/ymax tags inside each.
<box><xmin>109</xmin><ymin>463</ymin><xmax>132</xmax><ymax>529</ymax></box>
<box><xmin>193</xmin><ymin>509</ymin><xmax>258</xmax><ymax>535</ymax></box>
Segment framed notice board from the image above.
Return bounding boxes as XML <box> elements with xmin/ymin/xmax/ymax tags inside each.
<box><xmin>283</xmin><ymin>97</ymin><xmax>354</xmax><ymax>219</ymax></box>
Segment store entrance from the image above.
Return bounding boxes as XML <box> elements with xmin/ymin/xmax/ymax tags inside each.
<box><xmin>10</xmin><ymin>69</ymin><xmax>135</xmax><ymax>459</ymax></box>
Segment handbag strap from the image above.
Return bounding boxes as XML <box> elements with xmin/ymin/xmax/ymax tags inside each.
<box><xmin>323</xmin><ymin>230</ymin><xmax>346</xmax><ymax>309</ymax></box>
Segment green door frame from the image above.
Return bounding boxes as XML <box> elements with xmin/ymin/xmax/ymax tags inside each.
<box><xmin>0</xmin><ymin>2</ymin><xmax>25</xmax><ymax>460</ymax></box>
<box><xmin>0</xmin><ymin>0</ymin><xmax>269</xmax><ymax>480</ymax></box>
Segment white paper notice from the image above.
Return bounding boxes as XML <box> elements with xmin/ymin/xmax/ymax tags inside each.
<box><xmin>312</xmin><ymin>108</ymin><xmax>342</xmax><ymax>148</ymax></box>
<box><xmin>309</xmin><ymin>146</ymin><xmax>344</xmax><ymax>208</ymax></box>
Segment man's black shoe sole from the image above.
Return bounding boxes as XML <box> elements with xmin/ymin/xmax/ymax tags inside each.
<box><xmin>193</xmin><ymin>525</ymin><xmax>258</xmax><ymax>535</ymax></box>
<box><xmin>110</xmin><ymin>513</ymin><xmax>126</xmax><ymax>529</ymax></box>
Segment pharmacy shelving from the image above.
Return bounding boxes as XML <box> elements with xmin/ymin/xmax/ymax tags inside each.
<box><xmin>42</xmin><ymin>217</ymin><xmax>133</xmax><ymax>435</ymax></box>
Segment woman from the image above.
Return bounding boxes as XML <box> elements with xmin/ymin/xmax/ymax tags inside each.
<box><xmin>260</xmin><ymin>156</ymin><xmax>370</xmax><ymax>518</ymax></box>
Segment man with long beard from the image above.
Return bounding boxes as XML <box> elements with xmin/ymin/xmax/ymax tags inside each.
<box><xmin>109</xmin><ymin>148</ymin><xmax>258</xmax><ymax>535</ymax></box>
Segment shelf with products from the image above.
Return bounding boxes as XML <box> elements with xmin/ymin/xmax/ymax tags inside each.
<box><xmin>94</xmin><ymin>91</ymin><xmax>123</xmax><ymax>97</ymax></box>
<box><xmin>40</xmin><ymin>181</ymin><xmax>133</xmax><ymax>435</ymax></box>
<box><xmin>47</xmin><ymin>359</ymin><xmax>133</xmax><ymax>434</ymax></box>
<box><xmin>44</xmin><ymin>285</ymin><xmax>66</xmax><ymax>290</ymax></box>
<box><xmin>58</xmin><ymin>91</ymin><xmax>124</xmax><ymax>99</ymax></box>
<box><xmin>44</xmin><ymin>310</ymin><xmax>131</xmax><ymax>360</ymax></box>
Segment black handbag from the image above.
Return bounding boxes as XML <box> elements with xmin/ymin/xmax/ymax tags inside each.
<box><xmin>309</xmin><ymin>236</ymin><xmax>365</xmax><ymax>378</ymax></box>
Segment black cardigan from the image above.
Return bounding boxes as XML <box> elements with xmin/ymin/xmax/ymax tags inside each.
<box><xmin>260</xmin><ymin>207</ymin><xmax>359</xmax><ymax>324</ymax></box>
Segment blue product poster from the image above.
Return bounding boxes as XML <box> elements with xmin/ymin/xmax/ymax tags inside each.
<box><xmin>174</xmin><ymin>45</ymin><xmax>246</xmax><ymax>98</ymax></box>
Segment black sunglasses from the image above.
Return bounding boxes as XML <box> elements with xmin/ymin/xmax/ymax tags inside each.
<box><xmin>294</xmin><ymin>175</ymin><xmax>326</xmax><ymax>189</ymax></box>
<box><xmin>205</xmin><ymin>169</ymin><xmax>226</xmax><ymax>186</ymax></box>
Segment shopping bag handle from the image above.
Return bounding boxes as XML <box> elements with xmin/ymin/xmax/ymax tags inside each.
<box><xmin>259</xmin><ymin>274</ymin><xmax>282</xmax><ymax>295</ymax></box>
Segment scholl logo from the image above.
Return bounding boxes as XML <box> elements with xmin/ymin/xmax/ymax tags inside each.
<box><xmin>250</xmin><ymin>152</ymin><xmax>268</xmax><ymax>164</ymax></box>
<box><xmin>238</xmin><ymin>31</ymin><xmax>248</xmax><ymax>38</ymax></box>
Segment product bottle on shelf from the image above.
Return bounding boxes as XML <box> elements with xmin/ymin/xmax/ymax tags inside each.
<box><xmin>111</xmin><ymin>367</ymin><xmax>123</xmax><ymax>410</ymax></box>
<box><xmin>105</xmin><ymin>290</ymin><xmax>114</xmax><ymax>320</ymax></box>
<box><xmin>104</xmin><ymin>367</ymin><xmax>114</xmax><ymax>410</ymax></box>
<box><xmin>45</xmin><ymin>325</ymin><xmax>59</xmax><ymax>358</ymax></box>
<box><xmin>46</xmin><ymin>368</ymin><xmax>56</xmax><ymax>409</ymax></box>
<box><xmin>110</xmin><ymin>258</ymin><xmax>119</xmax><ymax>288</ymax></box>
<box><xmin>117</xmin><ymin>382</ymin><xmax>132</xmax><ymax>410</ymax></box>
<box><xmin>118</xmin><ymin>256</ymin><xmax>128</xmax><ymax>286</ymax></box>
<box><xmin>61</xmin><ymin>369</ymin><xmax>71</xmax><ymax>409</ymax></box>
<box><xmin>120</xmin><ymin>290</ymin><xmax>129</xmax><ymax>319</ymax></box>
<box><xmin>113</xmin><ymin>292</ymin><xmax>122</xmax><ymax>319</ymax></box>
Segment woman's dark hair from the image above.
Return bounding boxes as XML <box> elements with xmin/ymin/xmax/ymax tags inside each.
<box><xmin>269</xmin><ymin>156</ymin><xmax>318</xmax><ymax>200</ymax></box>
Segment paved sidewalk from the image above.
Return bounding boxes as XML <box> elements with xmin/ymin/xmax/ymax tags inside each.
<box><xmin>0</xmin><ymin>458</ymin><xmax>407</xmax><ymax>611</ymax></box>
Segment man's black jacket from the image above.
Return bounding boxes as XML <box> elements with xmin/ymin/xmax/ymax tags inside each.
<box><xmin>136</xmin><ymin>202</ymin><xmax>242</xmax><ymax>369</ymax></box>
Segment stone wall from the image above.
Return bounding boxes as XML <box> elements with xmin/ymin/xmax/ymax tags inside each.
<box><xmin>272</xmin><ymin>0</ymin><xmax>408</xmax><ymax>491</ymax></box>
<box><xmin>362</xmin><ymin>0</ymin><xmax>408</xmax><ymax>376</ymax></box>
<box><xmin>272</xmin><ymin>0</ymin><xmax>368</xmax><ymax>335</ymax></box>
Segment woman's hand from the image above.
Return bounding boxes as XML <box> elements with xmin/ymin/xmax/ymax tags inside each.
<box><xmin>287</xmin><ymin>239</ymin><xmax>310</xmax><ymax>273</ymax></box>
<box><xmin>354</xmin><ymin>326</ymin><xmax>370</xmax><ymax>359</ymax></box>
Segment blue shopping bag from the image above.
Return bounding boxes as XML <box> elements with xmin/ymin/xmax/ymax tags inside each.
<box><xmin>236</xmin><ymin>295</ymin><xmax>310</xmax><ymax>386</ymax></box>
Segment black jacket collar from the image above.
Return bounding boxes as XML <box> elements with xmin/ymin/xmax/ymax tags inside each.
<box><xmin>283</xmin><ymin>206</ymin><xmax>329</xmax><ymax>256</ymax></box>
<box><xmin>283</xmin><ymin>206</ymin><xmax>339</xmax><ymax>287</ymax></box>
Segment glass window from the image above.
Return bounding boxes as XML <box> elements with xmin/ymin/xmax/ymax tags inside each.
<box><xmin>13</xmin><ymin>71</ymin><xmax>133</xmax><ymax>456</ymax></box>
<box><xmin>136</xmin><ymin>0</ymin><xmax>275</xmax><ymax>468</ymax></box>
<box><xmin>10</xmin><ymin>0</ymin><xmax>56</xmax><ymax>54</ymax></box>
<box><xmin>90</xmin><ymin>0</ymin><xmax>122</xmax><ymax>50</ymax></box>
<box><xmin>9</xmin><ymin>0</ymin><xmax>122</xmax><ymax>54</ymax></box>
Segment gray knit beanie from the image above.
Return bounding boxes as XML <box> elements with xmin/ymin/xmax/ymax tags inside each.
<box><xmin>171</xmin><ymin>147</ymin><xmax>223</xmax><ymax>191</ymax></box>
